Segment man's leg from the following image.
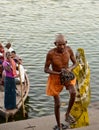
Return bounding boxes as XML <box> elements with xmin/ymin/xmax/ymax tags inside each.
<box><xmin>65</xmin><ymin>85</ymin><xmax>76</xmax><ymax>119</ymax></box>
<box><xmin>53</xmin><ymin>95</ymin><xmax>61</xmax><ymax>128</ymax></box>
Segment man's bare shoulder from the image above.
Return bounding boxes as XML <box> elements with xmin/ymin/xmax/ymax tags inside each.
<box><xmin>66</xmin><ymin>46</ymin><xmax>73</xmax><ymax>52</ymax></box>
<box><xmin>47</xmin><ymin>48</ymin><xmax>55</xmax><ymax>55</ymax></box>
<box><xmin>66</xmin><ymin>45</ymin><xmax>71</xmax><ymax>49</ymax></box>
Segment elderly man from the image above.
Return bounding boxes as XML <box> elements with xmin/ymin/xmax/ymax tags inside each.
<box><xmin>44</xmin><ymin>34</ymin><xmax>77</xmax><ymax>130</ymax></box>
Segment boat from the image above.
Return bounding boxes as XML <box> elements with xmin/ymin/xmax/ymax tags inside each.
<box><xmin>0</xmin><ymin>70</ymin><xmax>30</xmax><ymax>122</ymax></box>
<box><xmin>70</xmin><ymin>48</ymin><xmax>91</xmax><ymax>128</ymax></box>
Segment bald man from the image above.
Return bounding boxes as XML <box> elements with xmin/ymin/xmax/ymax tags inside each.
<box><xmin>44</xmin><ymin>34</ymin><xmax>77</xmax><ymax>130</ymax></box>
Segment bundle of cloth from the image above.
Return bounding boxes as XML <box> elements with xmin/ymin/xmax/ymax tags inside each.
<box><xmin>60</xmin><ymin>68</ymin><xmax>75</xmax><ymax>85</ymax></box>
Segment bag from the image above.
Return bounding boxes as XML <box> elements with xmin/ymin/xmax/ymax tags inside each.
<box><xmin>60</xmin><ymin>70</ymin><xmax>75</xmax><ymax>85</ymax></box>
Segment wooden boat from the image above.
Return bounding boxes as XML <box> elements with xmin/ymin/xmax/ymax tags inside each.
<box><xmin>0</xmin><ymin>71</ymin><xmax>30</xmax><ymax>122</ymax></box>
<box><xmin>70</xmin><ymin>48</ymin><xmax>91</xmax><ymax>128</ymax></box>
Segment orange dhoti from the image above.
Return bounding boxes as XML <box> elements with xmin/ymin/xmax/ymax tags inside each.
<box><xmin>46</xmin><ymin>74</ymin><xmax>76</xmax><ymax>96</ymax></box>
<box><xmin>46</xmin><ymin>74</ymin><xmax>63</xmax><ymax>96</ymax></box>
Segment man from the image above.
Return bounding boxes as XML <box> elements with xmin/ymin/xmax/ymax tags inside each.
<box><xmin>5</xmin><ymin>42</ymin><xmax>14</xmax><ymax>52</ymax></box>
<box><xmin>44</xmin><ymin>34</ymin><xmax>77</xmax><ymax>130</ymax></box>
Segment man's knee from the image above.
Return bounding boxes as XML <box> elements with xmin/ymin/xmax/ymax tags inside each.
<box><xmin>54</xmin><ymin>96</ymin><xmax>60</xmax><ymax>108</ymax></box>
<box><xmin>71</xmin><ymin>91</ymin><xmax>76</xmax><ymax>98</ymax></box>
<box><xmin>54</xmin><ymin>102</ymin><xmax>60</xmax><ymax>108</ymax></box>
<box><xmin>69</xmin><ymin>86</ymin><xmax>76</xmax><ymax>97</ymax></box>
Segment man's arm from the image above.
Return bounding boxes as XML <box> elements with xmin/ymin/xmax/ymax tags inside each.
<box><xmin>44</xmin><ymin>52</ymin><xmax>60</xmax><ymax>75</ymax></box>
<box><xmin>68</xmin><ymin>48</ymin><xmax>77</xmax><ymax>71</ymax></box>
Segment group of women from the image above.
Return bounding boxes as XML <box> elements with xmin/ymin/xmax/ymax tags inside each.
<box><xmin>0</xmin><ymin>42</ymin><xmax>25</xmax><ymax>110</ymax></box>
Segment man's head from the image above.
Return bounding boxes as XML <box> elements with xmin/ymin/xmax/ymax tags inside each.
<box><xmin>54</xmin><ymin>34</ymin><xmax>67</xmax><ymax>53</ymax></box>
<box><xmin>5</xmin><ymin>43</ymin><xmax>11</xmax><ymax>49</ymax></box>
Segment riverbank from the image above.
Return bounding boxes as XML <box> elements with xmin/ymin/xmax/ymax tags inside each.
<box><xmin>0</xmin><ymin>102</ymin><xmax>99</xmax><ymax>130</ymax></box>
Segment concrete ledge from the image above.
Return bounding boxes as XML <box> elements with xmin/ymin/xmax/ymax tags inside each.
<box><xmin>0</xmin><ymin>103</ymin><xmax>99</xmax><ymax>130</ymax></box>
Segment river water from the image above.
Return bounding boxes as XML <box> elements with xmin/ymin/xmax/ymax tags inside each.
<box><xmin>0</xmin><ymin>0</ymin><xmax>99</xmax><ymax>122</ymax></box>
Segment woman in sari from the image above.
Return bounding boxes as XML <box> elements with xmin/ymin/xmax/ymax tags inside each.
<box><xmin>3</xmin><ymin>51</ymin><xmax>17</xmax><ymax>110</ymax></box>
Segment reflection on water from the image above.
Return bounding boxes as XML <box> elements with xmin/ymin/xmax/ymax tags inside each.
<box><xmin>0</xmin><ymin>0</ymin><xmax>99</xmax><ymax>123</ymax></box>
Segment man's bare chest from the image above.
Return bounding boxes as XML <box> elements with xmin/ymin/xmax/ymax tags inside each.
<box><xmin>52</xmin><ymin>52</ymin><xmax>70</xmax><ymax>65</ymax></box>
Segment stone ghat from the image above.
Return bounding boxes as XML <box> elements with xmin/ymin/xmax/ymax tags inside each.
<box><xmin>0</xmin><ymin>102</ymin><xmax>99</xmax><ymax>130</ymax></box>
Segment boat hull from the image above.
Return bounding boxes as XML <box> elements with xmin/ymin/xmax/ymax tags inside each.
<box><xmin>0</xmin><ymin>73</ymin><xmax>30</xmax><ymax>122</ymax></box>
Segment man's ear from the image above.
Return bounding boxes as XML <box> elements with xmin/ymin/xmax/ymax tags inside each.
<box><xmin>54</xmin><ymin>42</ymin><xmax>57</xmax><ymax>46</ymax></box>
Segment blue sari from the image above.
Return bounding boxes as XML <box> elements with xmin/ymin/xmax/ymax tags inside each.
<box><xmin>4</xmin><ymin>76</ymin><xmax>16</xmax><ymax>109</ymax></box>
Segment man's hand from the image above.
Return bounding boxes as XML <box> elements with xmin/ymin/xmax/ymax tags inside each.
<box><xmin>60</xmin><ymin>68</ymin><xmax>75</xmax><ymax>85</ymax></box>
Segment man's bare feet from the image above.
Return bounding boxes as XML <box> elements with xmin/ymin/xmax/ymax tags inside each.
<box><xmin>65</xmin><ymin>114</ymin><xmax>76</xmax><ymax>124</ymax></box>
